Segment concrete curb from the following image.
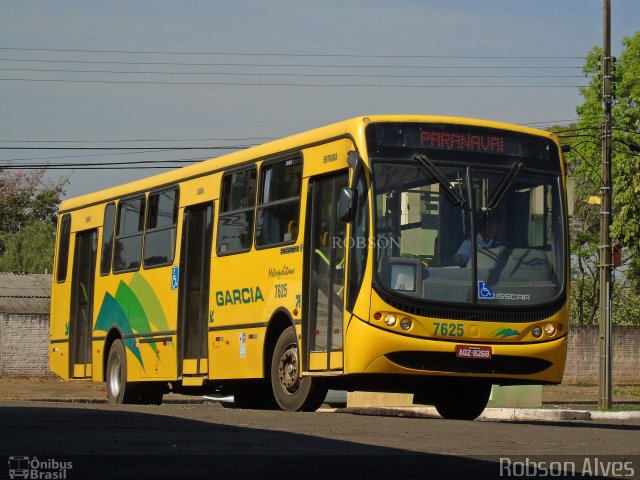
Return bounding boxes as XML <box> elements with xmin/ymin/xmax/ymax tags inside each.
<box><xmin>590</xmin><ymin>411</ymin><xmax>640</xmax><ymax>420</ymax></box>
<box><xmin>320</xmin><ymin>406</ymin><xmax>640</xmax><ymax>421</ymax></box>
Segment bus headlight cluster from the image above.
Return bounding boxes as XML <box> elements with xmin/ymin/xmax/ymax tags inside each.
<box><xmin>532</xmin><ymin>324</ymin><xmax>557</xmax><ymax>338</ymax></box>
<box><xmin>375</xmin><ymin>312</ymin><xmax>414</xmax><ymax>331</ymax></box>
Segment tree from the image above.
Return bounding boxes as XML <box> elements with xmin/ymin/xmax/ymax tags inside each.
<box><xmin>0</xmin><ymin>221</ymin><xmax>57</xmax><ymax>273</ymax></box>
<box><xmin>0</xmin><ymin>169</ymin><xmax>67</xmax><ymax>273</ymax></box>
<box><xmin>561</xmin><ymin>31</ymin><xmax>640</xmax><ymax>325</ymax></box>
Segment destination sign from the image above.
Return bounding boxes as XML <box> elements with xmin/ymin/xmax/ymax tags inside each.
<box><xmin>419</xmin><ymin>131</ymin><xmax>505</xmax><ymax>153</ymax></box>
<box><xmin>365</xmin><ymin>122</ymin><xmax>560</xmax><ymax>171</ymax></box>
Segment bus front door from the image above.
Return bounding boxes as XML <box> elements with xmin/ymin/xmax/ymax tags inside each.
<box><xmin>305</xmin><ymin>172</ymin><xmax>348</xmax><ymax>372</ymax></box>
<box><xmin>69</xmin><ymin>229</ymin><xmax>97</xmax><ymax>379</ymax></box>
<box><xmin>177</xmin><ymin>203</ymin><xmax>213</xmax><ymax>383</ymax></box>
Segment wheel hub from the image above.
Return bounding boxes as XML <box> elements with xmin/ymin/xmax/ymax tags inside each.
<box><xmin>278</xmin><ymin>345</ymin><xmax>300</xmax><ymax>394</ymax></box>
<box><xmin>109</xmin><ymin>356</ymin><xmax>121</xmax><ymax>397</ymax></box>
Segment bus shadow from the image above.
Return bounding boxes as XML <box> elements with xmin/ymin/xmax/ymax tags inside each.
<box><xmin>0</xmin><ymin>404</ymin><xmax>503</xmax><ymax>480</ymax></box>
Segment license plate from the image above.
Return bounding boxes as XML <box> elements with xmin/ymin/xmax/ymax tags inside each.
<box><xmin>455</xmin><ymin>345</ymin><xmax>492</xmax><ymax>360</ymax></box>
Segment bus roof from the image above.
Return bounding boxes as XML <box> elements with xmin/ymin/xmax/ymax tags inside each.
<box><xmin>59</xmin><ymin>115</ymin><xmax>557</xmax><ymax>212</ymax></box>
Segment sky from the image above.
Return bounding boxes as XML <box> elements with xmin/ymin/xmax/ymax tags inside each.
<box><xmin>1</xmin><ymin>0</ymin><xmax>639</xmax><ymax>199</ymax></box>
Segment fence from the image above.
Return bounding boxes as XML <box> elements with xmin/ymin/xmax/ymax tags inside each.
<box><xmin>0</xmin><ymin>314</ymin><xmax>638</xmax><ymax>384</ymax></box>
<box><xmin>0</xmin><ymin>313</ymin><xmax>52</xmax><ymax>376</ymax></box>
<box><xmin>563</xmin><ymin>325</ymin><xmax>640</xmax><ymax>385</ymax></box>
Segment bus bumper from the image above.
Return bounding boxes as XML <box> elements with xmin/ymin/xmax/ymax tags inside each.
<box><xmin>344</xmin><ymin>317</ymin><xmax>567</xmax><ymax>384</ymax></box>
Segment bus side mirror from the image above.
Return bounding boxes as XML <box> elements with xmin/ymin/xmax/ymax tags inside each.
<box><xmin>347</xmin><ymin>150</ymin><xmax>362</xmax><ymax>171</ymax></box>
<box><xmin>338</xmin><ymin>187</ymin><xmax>357</xmax><ymax>223</ymax></box>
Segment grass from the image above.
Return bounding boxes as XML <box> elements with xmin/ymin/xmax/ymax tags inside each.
<box><xmin>613</xmin><ymin>386</ymin><xmax>640</xmax><ymax>397</ymax></box>
<box><xmin>598</xmin><ymin>405</ymin><xmax>640</xmax><ymax>412</ymax></box>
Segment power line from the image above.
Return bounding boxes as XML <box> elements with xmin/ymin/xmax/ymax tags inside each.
<box><xmin>0</xmin><ymin>137</ymin><xmax>273</xmax><ymax>143</ymax></box>
<box><xmin>0</xmin><ymin>78</ymin><xmax>589</xmax><ymax>88</ymax></box>
<box><xmin>1</xmin><ymin>156</ymin><xmax>209</xmax><ymax>168</ymax></box>
<box><xmin>0</xmin><ymin>155</ymin><xmax>216</xmax><ymax>170</ymax></box>
<box><xmin>0</xmin><ymin>145</ymin><xmax>254</xmax><ymax>150</ymax></box>
<box><xmin>1</xmin><ymin>165</ymin><xmax>184</xmax><ymax>170</ymax></box>
<box><xmin>0</xmin><ymin>67</ymin><xmax>589</xmax><ymax>79</ymax></box>
<box><xmin>520</xmin><ymin>119</ymin><xmax>580</xmax><ymax>126</ymax></box>
<box><xmin>0</xmin><ymin>58</ymin><xmax>585</xmax><ymax>70</ymax></box>
<box><xmin>0</xmin><ymin>148</ymin><xmax>248</xmax><ymax>162</ymax></box>
<box><xmin>0</xmin><ymin>47</ymin><xmax>587</xmax><ymax>59</ymax></box>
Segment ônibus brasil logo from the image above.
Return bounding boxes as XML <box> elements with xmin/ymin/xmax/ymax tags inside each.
<box><xmin>8</xmin><ymin>456</ymin><xmax>73</xmax><ymax>479</ymax></box>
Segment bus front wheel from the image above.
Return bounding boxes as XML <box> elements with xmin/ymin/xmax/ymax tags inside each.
<box><xmin>433</xmin><ymin>379</ymin><xmax>491</xmax><ymax>420</ymax></box>
<box><xmin>270</xmin><ymin>327</ymin><xmax>327</xmax><ymax>412</ymax></box>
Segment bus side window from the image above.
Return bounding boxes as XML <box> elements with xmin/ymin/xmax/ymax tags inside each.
<box><xmin>217</xmin><ymin>167</ymin><xmax>256</xmax><ymax>255</ymax></box>
<box><xmin>56</xmin><ymin>214</ymin><xmax>72</xmax><ymax>283</ymax></box>
<box><xmin>100</xmin><ymin>203</ymin><xmax>116</xmax><ymax>276</ymax></box>
<box><xmin>144</xmin><ymin>189</ymin><xmax>179</xmax><ymax>268</ymax></box>
<box><xmin>113</xmin><ymin>196</ymin><xmax>145</xmax><ymax>272</ymax></box>
<box><xmin>256</xmin><ymin>157</ymin><xmax>302</xmax><ymax>247</ymax></box>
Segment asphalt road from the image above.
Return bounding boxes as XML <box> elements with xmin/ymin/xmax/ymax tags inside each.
<box><xmin>1</xmin><ymin>401</ymin><xmax>638</xmax><ymax>479</ymax></box>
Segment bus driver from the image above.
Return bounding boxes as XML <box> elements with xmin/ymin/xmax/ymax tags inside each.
<box><xmin>453</xmin><ymin>215</ymin><xmax>500</xmax><ymax>267</ymax></box>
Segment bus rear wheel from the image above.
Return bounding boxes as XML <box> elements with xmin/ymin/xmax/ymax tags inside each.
<box><xmin>106</xmin><ymin>339</ymin><xmax>138</xmax><ymax>404</ymax></box>
<box><xmin>270</xmin><ymin>327</ymin><xmax>327</xmax><ymax>412</ymax></box>
<box><xmin>433</xmin><ymin>379</ymin><xmax>491</xmax><ymax>420</ymax></box>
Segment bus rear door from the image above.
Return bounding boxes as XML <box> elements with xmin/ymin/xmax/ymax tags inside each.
<box><xmin>69</xmin><ymin>229</ymin><xmax>97</xmax><ymax>379</ymax></box>
<box><xmin>177</xmin><ymin>203</ymin><xmax>213</xmax><ymax>385</ymax></box>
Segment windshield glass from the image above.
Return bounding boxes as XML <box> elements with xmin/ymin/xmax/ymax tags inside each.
<box><xmin>371</xmin><ymin>149</ymin><xmax>565</xmax><ymax>308</ymax></box>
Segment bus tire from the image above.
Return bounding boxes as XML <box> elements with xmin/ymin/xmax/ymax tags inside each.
<box><xmin>434</xmin><ymin>379</ymin><xmax>491</xmax><ymax>420</ymax></box>
<box><xmin>106</xmin><ymin>339</ymin><xmax>138</xmax><ymax>404</ymax></box>
<box><xmin>270</xmin><ymin>327</ymin><xmax>327</xmax><ymax>412</ymax></box>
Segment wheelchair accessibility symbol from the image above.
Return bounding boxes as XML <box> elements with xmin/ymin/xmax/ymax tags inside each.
<box><xmin>478</xmin><ymin>281</ymin><xmax>495</xmax><ymax>299</ymax></box>
<box><xmin>171</xmin><ymin>266</ymin><xmax>180</xmax><ymax>290</ymax></box>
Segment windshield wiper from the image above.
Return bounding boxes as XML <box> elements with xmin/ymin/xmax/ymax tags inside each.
<box><xmin>413</xmin><ymin>154</ymin><xmax>465</xmax><ymax>206</ymax></box>
<box><xmin>485</xmin><ymin>161</ymin><xmax>524</xmax><ymax>211</ymax></box>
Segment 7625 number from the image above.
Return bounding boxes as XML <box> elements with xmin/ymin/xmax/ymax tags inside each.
<box><xmin>433</xmin><ymin>322</ymin><xmax>464</xmax><ymax>337</ymax></box>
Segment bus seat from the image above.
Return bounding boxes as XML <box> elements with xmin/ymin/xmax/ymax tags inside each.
<box><xmin>286</xmin><ymin>220</ymin><xmax>298</xmax><ymax>242</ymax></box>
<box><xmin>321</xmin><ymin>231</ymin><xmax>329</xmax><ymax>247</ymax></box>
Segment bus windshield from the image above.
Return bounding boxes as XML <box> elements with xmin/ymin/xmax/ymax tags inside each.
<box><xmin>368</xmin><ymin>124</ymin><xmax>565</xmax><ymax>308</ymax></box>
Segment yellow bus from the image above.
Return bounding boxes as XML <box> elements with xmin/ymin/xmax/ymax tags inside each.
<box><xmin>49</xmin><ymin>115</ymin><xmax>569</xmax><ymax>419</ymax></box>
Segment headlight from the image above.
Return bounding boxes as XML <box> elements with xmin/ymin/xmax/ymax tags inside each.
<box><xmin>400</xmin><ymin>317</ymin><xmax>413</xmax><ymax>331</ymax></box>
<box><xmin>532</xmin><ymin>327</ymin><xmax>542</xmax><ymax>338</ymax></box>
<box><xmin>544</xmin><ymin>324</ymin><xmax>556</xmax><ymax>336</ymax></box>
<box><xmin>384</xmin><ymin>314</ymin><xmax>397</xmax><ymax>327</ymax></box>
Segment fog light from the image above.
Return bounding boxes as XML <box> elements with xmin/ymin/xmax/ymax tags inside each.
<box><xmin>384</xmin><ymin>314</ymin><xmax>397</xmax><ymax>327</ymax></box>
<box><xmin>532</xmin><ymin>327</ymin><xmax>542</xmax><ymax>338</ymax></box>
<box><xmin>544</xmin><ymin>324</ymin><xmax>556</xmax><ymax>336</ymax></box>
<box><xmin>400</xmin><ymin>317</ymin><xmax>413</xmax><ymax>331</ymax></box>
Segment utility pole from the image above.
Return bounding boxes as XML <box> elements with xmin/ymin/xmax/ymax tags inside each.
<box><xmin>598</xmin><ymin>0</ymin><xmax>613</xmax><ymax>410</ymax></box>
